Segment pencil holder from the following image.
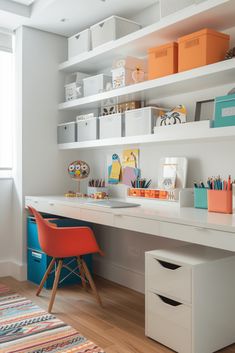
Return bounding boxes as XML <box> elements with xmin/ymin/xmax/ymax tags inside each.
<box><xmin>194</xmin><ymin>188</ymin><xmax>208</xmax><ymax>209</ymax></box>
<box><xmin>208</xmin><ymin>190</ymin><xmax>232</xmax><ymax>214</ymax></box>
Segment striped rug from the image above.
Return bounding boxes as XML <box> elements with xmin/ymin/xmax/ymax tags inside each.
<box><xmin>0</xmin><ymin>284</ymin><xmax>105</xmax><ymax>353</ymax></box>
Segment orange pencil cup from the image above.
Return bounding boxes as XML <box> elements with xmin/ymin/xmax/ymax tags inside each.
<box><xmin>208</xmin><ymin>190</ymin><xmax>232</xmax><ymax>214</ymax></box>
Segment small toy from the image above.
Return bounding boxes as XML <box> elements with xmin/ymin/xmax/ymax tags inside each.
<box><xmin>156</xmin><ymin>105</ymin><xmax>187</xmax><ymax>126</ymax></box>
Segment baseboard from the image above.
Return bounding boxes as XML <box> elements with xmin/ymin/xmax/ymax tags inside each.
<box><xmin>93</xmin><ymin>257</ymin><xmax>145</xmax><ymax>293</ymax></box>
<box><xmin>0</xmin><ymin>260</ymin><xmax>27</xmax><ymax>281</ymax></box>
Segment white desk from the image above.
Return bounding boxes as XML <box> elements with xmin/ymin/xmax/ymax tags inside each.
<box><xmin>25</xmin><ymin>196</ymin><xmax>235</xmax><ymax>252</ymax></box>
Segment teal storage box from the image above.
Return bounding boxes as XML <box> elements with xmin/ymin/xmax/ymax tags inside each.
<box><xmin>194</xmin><ymin>188</ymin><xmax>208</xmax><ymax>209</ymax></box>
<box><xmin>27</xmin><ymin>216</ymin><xmax>93</xmax><ymax>288</ymax></box>
<box><xmin>214</xmin><ymin>93</ymin><xmax>235</xmax><ymax>127</ymax></box>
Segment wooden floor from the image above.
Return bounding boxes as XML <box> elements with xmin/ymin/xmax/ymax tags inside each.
<box><xmin>1</xmin><ymin>276</ymin><xmax>235</xmax><ymax>353</ymax></box>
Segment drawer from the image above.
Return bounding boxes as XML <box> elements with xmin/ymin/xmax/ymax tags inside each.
<box><xmin>146</xmin><ymin>291</ymin><xmax>191</xmax><ymax>353</ymax></box>
<box><xmin>80</xmin><ymin>208</ymin><xmax>114</xmax><ymax>226</ymax></box>
<box><xmin>26</xmin><ymin>198</ymin><xmax>81</xmax><ymax>220</ymax></box>
<box><xmin>146</xmin><ymin>253</ymin><xmax>191</xmax><ymax>303</ymax></box>
<box><xmin>114</xmin><ymin>214</ymin><xmax>160</xmax><ymax>235</ymax></box>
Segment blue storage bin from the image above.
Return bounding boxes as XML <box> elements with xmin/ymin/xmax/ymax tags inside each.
<box><xmin>214</xmin><ymin>93</ymin><xmax>235</xmax><ymax>128</ymax></box>
<box><xmin>194</xmin><ymin>188</ymin><xmax>208</xmax><ymax>209</ymax></box>
<box><xmin>27</xmin><ymin>216</ymin><xmax>93</xmax><ymax>289</ymax></box>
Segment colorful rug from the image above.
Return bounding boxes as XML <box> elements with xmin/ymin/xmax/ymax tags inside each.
<box><xmin>0</xmin><ymin>284</ymin><xmax>105</xmax><ymax>353</ymax></box>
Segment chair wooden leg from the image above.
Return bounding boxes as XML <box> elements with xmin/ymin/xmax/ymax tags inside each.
<box><xmin>36</xmin><ymin>257</ymin><xmax>56</xmax><ymax>296</ymax></box>
<box><xmin>81</xmin><ymin>258</ymin><xmax>102</xmax><ymax>307</ymax></box>
<box><xmin>48</xmin><ymin>259</ymin><xmax>63</xmax><ymax>313</ymax></box>
<box><xmin>77</xmin><ymin>257</ymin><xmax>87</xmax><ymax>290</ymax></box>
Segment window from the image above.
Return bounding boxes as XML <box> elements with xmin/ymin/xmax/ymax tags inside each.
<box><xmin>0</xmin><ymin>33</ymin><xmax>13</xmax><ymax>178</ymax></box>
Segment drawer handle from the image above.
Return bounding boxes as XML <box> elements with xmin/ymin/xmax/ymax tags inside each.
<box><xmin>49</xmin><ymin>203</ymin><xmax>54</xmax><ymax>206</ymax></box>
<box><xmin>157</xmin><ymin>294</ymin><xmax>182</xmax><ymax>307</ymax></box>
<box><xmin>34</xmin><ymin>200</ymin><xmax>38</xmax><ymax>204</ymax></box>
<box><xmin>156</xmin><ymin>259</ymin><xmax>181</xmax><ymax>270</ymax></box>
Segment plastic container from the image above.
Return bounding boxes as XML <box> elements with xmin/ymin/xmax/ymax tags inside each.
<box><xmin>99</xmin><ymin>113</ymin><xmax>124</xmax><ymax>139</ymax></box>
<box><xmin>125</xmin><ymin>107</ymin><xmax>163</xmax><ymax>136</ymax></box>
<box><xmin>214</xmin><ymin>93</ymin><xmax>235</xmax><ymax>128</ymax></box>
<box><xmin>194</xmin><ymin>188</ymin><xmax>208</xmax><ymax>209</ymax></box>
<box><xmin>83</xmin><ymin>74</ymin><xmax>111</xmax><ymax>96</ymax></box>
<box><xmin>208</xmin><ymin>190</ymin><xmax>232</xmax><ymax>214</ymax></box>
<box><xmin>178</xmin><ymin>29</ymin><xmax>230</xmax><ymax>72</ymax></box>
<box><xmin>77</xmin><ymin>117</ymin><xmax>99</xmax><ymax>142</ymax></box>
<box><xmin>148</xmin><ymin>42</ymin><xmax>178</xmax><ymax>79</ymax></box>
<box><xmin>57</xmin><ymin>122</ymin><xmax>77</xmax><ymax>144</ymax></box>
<box><xmin>68</xmin><ymin>28</ymin><xmax>91</xmax><ymax>59</ymax></box>
<box><xmin>90</xmin><ymin>16</ymin><xmax>141</xmax><ymax>49</ymax></box>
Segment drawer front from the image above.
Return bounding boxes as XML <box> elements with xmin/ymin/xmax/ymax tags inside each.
<box><xmin>146</xmin><ymin>254</ymin><xmax>192</xmax><ymax>303</ymax></box>
<box><xmin>146</xmin><ymin>291</ymin><xmax>191</xmax><ymax>353</ymax></box>
<box><xmin>114</xmin><ymin>215</ymin><xmax>160</xmax><ymax>235</ymax></box>
<box><xmin>80</xmin><ymin>208</ymin><xmax>114</xmax><ymax>226</ymax></box>
<box><xmin>26</xmin><ymin>198</ymin><xmax>81</xmax><ymax>220</ymax></box>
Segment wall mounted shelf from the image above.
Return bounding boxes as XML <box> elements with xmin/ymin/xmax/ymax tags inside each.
<box><xmin>59</xmin><ymin>0</ymin><xmax>235</xmax><ymax>74</ymax></box>
<box><xmin>58</xmin><ymin>59</ymin><xmax>235</xmax><ymax>111</ymax></box>
<box><xmin>58</xmin><ymin>125</ymin><xmax>235</xmax><ymax>150</ymax></box>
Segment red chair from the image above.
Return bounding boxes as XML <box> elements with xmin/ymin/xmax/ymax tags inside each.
<box><xmin>28</xmin><ymin>207</ymin><xmax>104</xmax><ymax>313</ymax></box>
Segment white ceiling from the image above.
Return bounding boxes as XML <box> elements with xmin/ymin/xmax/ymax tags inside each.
<box><xmin>0</xmin><ymin>0</ymin><xmax>157</xmax><ymax>36</ymax></box>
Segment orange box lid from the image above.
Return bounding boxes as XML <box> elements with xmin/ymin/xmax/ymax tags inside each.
<box><xmin>148</xmin><ymin>41</ymin><xmax>178</xmax><ymax>54</ymax></box>
<box><xmin>178</xmin><ymin>28</ymin><xmax>230</xmax><ymax>43</ymax></box>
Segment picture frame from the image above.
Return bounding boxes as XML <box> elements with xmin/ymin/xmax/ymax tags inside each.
<box><xmin>194</xmin><ymin>99</ymin><xmax>215</xmax><ymax>121</ymax></box>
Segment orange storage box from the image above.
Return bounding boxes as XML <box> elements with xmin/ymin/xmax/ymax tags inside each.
<box><xmin>148</xmin><ymin>42</ymin><xmax>178</xmax><ymax>80</ymax></box>
<box><xmin>208</xmin><ymin>190</ymin><xmax>232</xmax><ymax>214</ymax></box>
<box><xmin>178</xmin><ymin>28</ymin><xmax>230</xmax><ymax>72</ymax></box>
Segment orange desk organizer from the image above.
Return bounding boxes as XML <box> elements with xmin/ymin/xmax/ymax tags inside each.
<box><xmin>208</xmin><ymin>190</ymin><xmax>232</xmax><ymax>214</ymax></box>
<box><xmin>148</xmin><ymin>42</ymin><xmax>178</xmax><ymax>80</ymax></box>
<box><xmin>128</xmin><ymin>188</ymin><xmax>172</xmax><ymax>200</ymax></box>
<box><xmin>178</xmin><ymin>28</ymin><xmax>230</xmax><ymax>72</ymax></box>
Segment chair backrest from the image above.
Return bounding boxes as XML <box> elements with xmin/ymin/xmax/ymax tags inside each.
<box><xmin>28</xmin><ymin>207</ymin><xmax>54</xmax><ymax>255</ymax></box>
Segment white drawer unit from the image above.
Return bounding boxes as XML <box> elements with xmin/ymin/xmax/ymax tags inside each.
<box><xmin>145</xmin><ymin>245</ymin><xmax>235</xmax><ymax>353</ymax></box>
<box><xmin>77</xmin><ymin>117</ymin><xmax>99</xmax><ymax>142</ymax></box>
<box><xmin>125</xmin><ymin>107</ymin><xmax>163</xmax><ymax>137</ymax></box>
<box><xmin>68</xmin><ymin>28</ymin><xmax>91</xmax><ymax>59</ymax></box>
<box><xmin>99</xmin><ymin>113</ymin><xmax>124</xmax><ymax>139</ymax></box>
<box><xmin>90</xmin><ymin>16</ymin><xmax>141</xmax><ymax>49</ymax></box>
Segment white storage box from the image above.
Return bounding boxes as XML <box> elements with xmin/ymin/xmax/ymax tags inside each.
<box><xmin>160</xmin><ymin>0</ymin><xmax>205</xmax><ymax>18</ymax></box>
<box><xmin>99</xmin><ymin>113</ymin><xmax>124</xmax><ymax>139</ymax></box>
<box><xmin>83</xmin><ymin>74</ymin><xmax>111</xmax><ymax>97</ymax></box>
<box><xmin>90</xmin><ymin>16</ymin><xmax>141</xmax><ymax>49</ymax></box>
<box><xmin>64</xmin><ymin>72</ymin><xmax>90</xmax><ymax>101</ymax></box>
<box><xmin>68</xmin><ymin>28</ymin><xmax>91</xmax><ymax>59</ymax></box>
<box><xmin>57</xmin><ymin>122</ymin><xmax>76</xmax><ymax>144</ymax></box>
<box><xmin>77</xmin><ymin>117</ymin><xmax>99</xmax><ymax>142</ymax></box>
<box><xmin>125</xmin><ymin>107</ymin><xmax>164</xmax><ymax>136</ymax></box>
<box><xmin>112</xmin><ymin>56</ymin><xmax>147</xmax><ymax>88</ymax></box>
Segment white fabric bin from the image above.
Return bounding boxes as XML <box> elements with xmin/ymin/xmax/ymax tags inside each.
<box><xmin>125</xmin><ymin>107</ymin><xmax>162</xmax><ymax>136</ymax></box>
<box><xmin>83</xmin><ymin>74</ymin><xmax>111</xmax><ymax>96</ymax></box>
<box><xmin>77</xmin><ymin>117</ymin><xmax>99</xmax><ymax>142</ymax></box>
<box><xmin>90</xmin><ymin>16</ymin><xmax>141</xmax><ymax>49</ymax></box>
<box><xmin>68</xmin><ymin>28</ymin><xmax>91</xmax><ymax>59</ymax></box>
<box><xmin>57</xmin><ymin>122</ymin><xmax>76</xmax><ymax>144</ymax></box>
<box><xmin>99</xmin><ymin>113</ymin><xmax>124</xmax><ymax>139</ymax></box>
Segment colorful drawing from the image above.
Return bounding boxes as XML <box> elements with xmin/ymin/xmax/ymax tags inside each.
<box><xmin>108</xmin><ymin>154</ymin><xmax>121</xmax><ymax>184</ymax></box>
<box><xmin>122</xmin><ymin>149</ymin><xmax>139</xmax><ymax>168</ymax></box>
<box><xmin>122</xmin><ymin>166</ymin><xmax>141</xmax><ymax>187</ymax></box>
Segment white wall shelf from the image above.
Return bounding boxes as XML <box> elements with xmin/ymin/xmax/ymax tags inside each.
<box><xmin>59</xmin><ymin>0</ymin><xmax>235</xmax><ymax>74</ymax></box>
<box><xmin>58</xmin><ymin>125</ymin><xmax>235</xmax><ymax>150</ymax></box>
<box><xmin>58</xmin><ymin>59</ymin><xmax>235</xmax><ymax>111</ymax></box>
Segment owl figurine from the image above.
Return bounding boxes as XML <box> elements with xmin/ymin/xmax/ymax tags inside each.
<box><xmin>68</xmin><ymin>160</ymin><xmax>90</xmax><ymax>180</ymax></box>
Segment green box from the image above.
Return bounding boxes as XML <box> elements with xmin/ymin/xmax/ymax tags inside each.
<box><xmin>194</xmin><ymin>188</ymin><xmax>208</xmax><ymax>209</ymax></box>
<box><xmin>214</xmin><ymin>93</ymin><xmax>235</xmax><ymax>128</ymax></box>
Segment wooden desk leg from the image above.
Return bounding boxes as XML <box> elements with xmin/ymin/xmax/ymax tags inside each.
<box><xmin>36</xmin><ymin>257</ymin><xmax>56</xmax><ymax>296</ymax></box>
<box><xmin>48</xmin><ymin>259</ymin><xmax>63</xmax><ymax>313</ymax></box>
<box><xmin>77</xmin><ymin>256</ymin><xmax>87</xmax><ymax>290</ymax></box>
<box><xmin>81</xmin><ymin>258</ymin><xmax>102</xmax><ymax>307</ymax></box>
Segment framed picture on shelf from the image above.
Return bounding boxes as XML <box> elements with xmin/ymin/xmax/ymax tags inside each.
<box><xmin>195</xmin><ymin>99</ymin><xmax>215</xmax><ymax>121</ymax></box>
